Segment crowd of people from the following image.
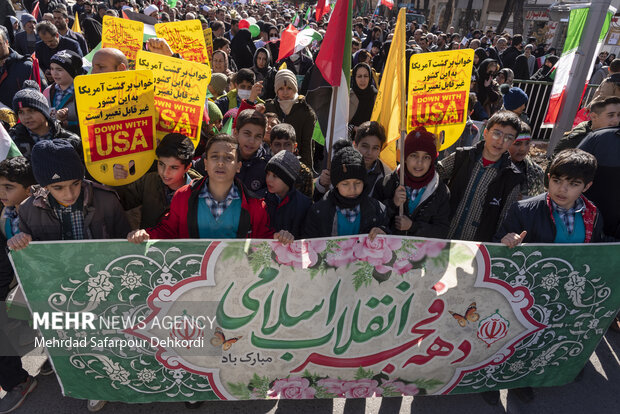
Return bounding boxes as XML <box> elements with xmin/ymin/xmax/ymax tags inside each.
<box><xmin>1</xmin><ymin>0</ymin><xmax>620</xmax><ymax>411</ymax></box>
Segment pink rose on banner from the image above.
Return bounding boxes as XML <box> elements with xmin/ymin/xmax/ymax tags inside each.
<box><xmin>326</xmin><ymin>238</ymin><xmax>359</xmax><ymax>267</ymax></box>
<box><xmin>353</xmin><ymin>236</ymin><xmax>402</xmax><ymax>266</ymax></box>
<box><xmin>316</xmin><ymin>378</ymin><xmax>345</xmax><ymax>396</ymax></box>
<box><xmin>385</xmin><ymin>380</ymin><xmax>419</xmax><ymax>396</ymax></box>
<box><xmin>267</xmin><ymin>377</ymin><xmax>316</xmax><ymax>399</ymax></box>
<box><xmin>273</xmin><ymin>240</ymin><xmax>327</xmax><ymax>269</ymax></box>
<box><xmin>409</xmin><ymin>241</ymin><xmax>447</xmax><ymax>262</ymax></box>
<box><xmin>341</xmin><ymin>379</ymin><xmax>383</xmax><ymax>398</ymax></box>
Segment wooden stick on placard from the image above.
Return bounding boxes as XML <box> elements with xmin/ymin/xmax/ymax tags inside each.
<box><xmin>326</xmin><ymin>86</ymin><xmax>339</xmax><ymax>171</ymax></box>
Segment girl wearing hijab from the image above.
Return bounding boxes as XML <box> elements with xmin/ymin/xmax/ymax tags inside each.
<box><xmin>230</xmin><ymin>28</ymin><xmax>257</xmax><ymax>69</ymax></box>
<box><xmin>472</xmin><ymin>59</ymin><xmax>502</xmax><ymax>117</ymax></box>
<box><xmin>349</xmin><ymin>63</ymin><xmax>377</xmax><ymax>138</ymax></box>
<box><xmin>495</xmin><ymin>68</ymin><xmax>515</xmax><ymax>86</ymax></box>
<box><xmin>264</xmin><ymin>69</ymin><xmax>316</xmax><ymax>168</ymax></box>
<box><xmin>251</xmin><ymin>47</ymin><xmax>276</xmax><ymax>100</ymax></box>
<box><xmin>474</xmin><ymin>48</ymin><xmax>488</xmax><ymax>69</ymax></box>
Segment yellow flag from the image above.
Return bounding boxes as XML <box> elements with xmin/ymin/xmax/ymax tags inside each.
<box><xmin>371</xmin><ymin>8</ymin><xmax>406</xmax><ymax>170</ymax></box>
<box><xmin>71</xmin><ymin>12</ymin><xmax>81</xmax><ymax>33</ymax></box>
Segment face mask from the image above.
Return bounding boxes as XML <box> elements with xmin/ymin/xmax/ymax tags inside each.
<box><xmin>270</xmin><ymin>36</ymin><xmax>279</xmax><ymax>42</ymax></box>
<box><xmin>279</xmin><ymin>93</ymin><xmax>298</xmax><ymax>115</ymax></box>
<box><xmin>237</xmin><ymin>89</ymin><xmax>251</xmax><ymax>100</ymax></box>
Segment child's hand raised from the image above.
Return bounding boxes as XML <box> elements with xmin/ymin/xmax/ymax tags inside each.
<box><xmin>319</xmin><ymin>169</ymin><xmax>331</xmax><ymax>187</ymax></box>
<box><xmin>127</xmin><ymin>229</ymin><xmax>150</xmax><ymax>244</ymax></box>
<box><xmin>393</xmin><ymin>185</ymin><xmax>407</xmax><ymax>207</ymax></box>
<box><xmin>395</xmin><ymin>215</ymin><xmax>412</xmax><ymax>231</ymax></box>
<box><xmin>368</xmin><ymin>227</ymin><xmax>386</xmax><ymax>241</ymax></box>
<box><xmin>7</xmin><ymin>233</ymin><xmax>32</xmax><ymax>251</ymax></box>
<box><xmin>274</xmin><ymin>230</ymin><xmax>294</xmax><ymax>245</ymax></box>
<box><xmin>501</xmin><ymin>231</ymin><xmax>527</xmax><ymax>248</ymax></box>
<box><xmin>249</xmin><ymin>81</ymin><xmax>263</xmax><ymax>103</ymax></box>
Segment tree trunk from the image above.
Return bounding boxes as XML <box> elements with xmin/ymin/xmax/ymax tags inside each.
<box><xmin>463</xmin><ymin>0</ymin><xmax>474</xmax><ymax>33</ymax></box>
<box><xmin>513</xmin><ymin>0</ymin><xmax>524</xmax><ymax>35</ymax></box>
<box><xmin>496</xmin><ymin>0</ymin><xmax>515</xmax><ymax>34</ymax></box>
<box><xmin>423</xmin><ymin>0</ymin><xmax>430</xmax><ymax>15</ymax></box>
<box><xmin>440</xmin><ymin>0</ymin><xmax>454</xmax><ymax>32</ymax></box>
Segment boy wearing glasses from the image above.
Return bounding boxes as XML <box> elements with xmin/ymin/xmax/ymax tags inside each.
<box><xmin>438</xmin><ymin>111</ymin><xmax>524</xmax><ymax>242</ymax></box>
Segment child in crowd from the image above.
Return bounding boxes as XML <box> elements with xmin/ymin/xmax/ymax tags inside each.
<box><xmin>496</xmin><ymin>149</ymin><xmax>606</xmax><ymax>245</ymax></box>
<box><xmin>112</xmin><ymin>134</ymin><xmax>203</xmax><ymax>229</ymax></box>
<box><xmin>508</xmin><ymin>123</ymin><xmax>544</xmax><ymax>198</ymax></box>
<box><xmin>7</xmin><ymin>140</ymin><xmax>131</xmax><ymax>250</ymax></box>
<box><xmin>269</xmin><ymin>123</ymin><xmax>313</xmax><ymax>198</ymax></box>
<box><xmin>43</xmin><ymin>50</ymin><xmax>83</xmax><ymax>135</ymax></box>
<box><xmin>9</xmin><ymin>84</ymin><xmax>80</xmax><ymax>159</ymax></box>
<box><xmin>500</xmin><ymin>84</ymin><xmax>530</xmax><ymax>125</ymax></box>
<box><xmin>303</xmin><ymin>140</ymin><xmax>388</xmax><ymax>239</ymax></box>
<box><xmin>234</xmin><ymin>109</ymin><xmax>271</xmax><ymax>196</ymax></box>
<box><xmin>264</xmin><ymin>112</ymin><xmax>279</xmax><ymax>145</ymax></box>
<box><xmin>375</xmin><ymin>127</ymin><xmax>450</xmax><ymax>238</ymax></box>
<box><xmin>207</xmin><ymin>73</ymin><xmax>229</xmax><ymax>101</ymax></box>
<box><xmin>127</xmin><ymin>134</ymin><xmax>274</xmax><ymax>241</ymax></box>
<box><xmin>214</xmin><ymin>68</ymin><xmax>264</xmax><ymax>116</ymax></box>
<box><xmin>315</xmin><ymin>121</ymin><xmax>390</xmax><ymax>200</ymax></box>
<box><xmin>0</xmin><ymin>157</ymin><xmax>35</xmax><ymax>241</ymax></box>
<box><xmin>265</xmin><ymin>150</ymin><xmax>311</xmax><ymax>239</ymax></box>
<box><xmin>437</xmin><ymin>111</ymin><xmax>523</xmax><ymax>242</ymax></box>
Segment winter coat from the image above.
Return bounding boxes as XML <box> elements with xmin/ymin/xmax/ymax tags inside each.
<box><xmin>236</xmin><ymin>145</ymin><xmax>271</xmax><ymax>197</ymax></box>
<box><xmin>13</xmin><ymin>31</ymin><xmax>39</xmax><ymax>56</ymax></box>
<box><xmin>493</xmin><ymin>193</ymin><xmax>608</xmax><ymax>243</ymax></box>
<box><xmin>43</xmin><ymin>84</ymin><xmax>79</xmax><ymax>134</ymax></box>
<box><xmin>375</xmin><ymin>171</ymin><xmax>451</xmax><ymax>238</ymax></box>
<box><xmin>18</xmin><ymin>180</ymin><xmax>131</xmax><ymax>240</ymax></box>
<box><xmin>302</xmin><ymin>192</ymin><xmax>388</xmax><ymax>238</ymax></box>
<box><xmin>264</xmin><ymin>96</ymin><xmax>316</xmax><ymax>168</ymax></box>
<box><xmin>146</xmin><ymin>177</ymin><xmax>273</xmax><ymax>239</ymax></box>
<box><xmin>500</xmin><ymin>46</ymin><xmax>521</xmax><ymax>70</ymax></box>
<box><xmin>0</xmin><ymin>49</ymin><xmax>47</xmax><ymax>108</ymax></box>
<box><xmin>113</xmin><ymin>169</ymin><xmax>202</xmax><ymax>229</ymax></box>
<box><xmin>34</xmin><ymin>35</ymin><xmax>82</xmax><ymax>72</ymax></box>
<box><xmin>265</xmin><ymin>188</ymin><xmax>312</xmax><ymax>238</ymax></box>
<box><xmin>554</xmin><ymin>121</ymin><xmax>592</xmax><ymax>155</ymax></box>
<box><xmin>9</xmin><ymin>120</ymin><xmax>81</xmax><ymax>159</ymax></box>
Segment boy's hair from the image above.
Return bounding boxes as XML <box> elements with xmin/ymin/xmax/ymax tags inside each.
<box><xmin>204</xmin><ymin>133</ymin><xmax>240</xmax><ymax>161</ymax></box>
<box><xmin>519</xmin><ymin>121</ymin><xmax>531</xmax><ymax>135</ymax></box>
<box><xmin>0</xmin><ymin>157</ymin><xmax>36</xmax><ymax>188</ymax></box>
<box><xmin>236</xmin><ymin>109</ymin><xmax>266</xmax><ymax>131</ymax></box>
<box><xmin>213</xmin><ymin>36</ymin><xmax>230</xmax><ymax>50</ymax></box>
<box><xmin>588</xmin><ymin>96</ymin><xmax>620</xmax><ymax>114</ymax></box>
<box><xmin>609</xmin><ymin>58</ymin><xmax>620</xmax><ymax>73</ymax></box>
<box><xmin>485</xmin><ymin>110</ymin><xmax>522</xmax><ymax>134</ymax></box>
<box><xmin>234</xmin><ymin>68</ymin><xmax>256</xmax><ymax>85</ymax></box>
<box><xmin>270</xmin><ymin>123</ymin><xmax>296</xmax><ymax>143</ymax></box>
<box><xmin>264</xmin><ymin>112</ymin><xmax>279</xmax><ymax>122</ymax></box>
<box><xmin>354</xmin><ymin>121</ymin><xmax>387</xmax><ymax>146</ymax></box>
<box><xmin>155</xmin><ymin>133</ymin><xmax>195</xmax><ymax>166</ymax></box>
<box><xmin>549</xmin><ymin>148</ymin><xmax>597</xmax><ymax>184</ymax></box>
<box><xmin>352</xmin><ymin>38</ymin><xmax>360</xmax><ymax>47</ymax></box>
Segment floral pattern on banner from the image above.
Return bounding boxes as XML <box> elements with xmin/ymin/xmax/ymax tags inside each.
<box><xmin>454</xmin><ymin>249</ymin><xmax>616</xmax><ymax>393</ymax></box>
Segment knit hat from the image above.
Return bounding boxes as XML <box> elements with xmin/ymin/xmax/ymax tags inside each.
<box><xmin>207</xmin><ymin>100</ymin><xmax>222</xmax><ymax>124</ymax></box>
<box><xmin>274</xmin><ymin>69</ymin><xmax>298</xmax><ymax>94</ymax></box>
<box><xmin>330</xmin><ymin>139</ymin><xmax>366</xmax><ymax>187</ymax></box>
<box><xmin>144</xmin><ymin>4</ymin><xmax>158</xmax><ymax>16</ymax></box>
<box><xmin>210</xmin><ymin>73</ymin><xmax>228</xmax><ymax>97</ymax></box>
<box><xmin>9</xmin><ymin>16</ymin><xmax>19</xmax><ymax>27</ymax></box>
<box><xmin>13</xmin><ymin>86</ymin><xmax>52</xmax><ymax>122</ymax></box>
<box><xmin>21</xmin><ymin>13</ymin><xmax>36</xmax><ymax>26</ymax></box>
<box><xmin>500</xmin><ymin>84</ymin><xmax>528</xmax><ymax>111</ymax></box>
<box><xmin>403</xmin><ymin>127</ymin><xmax>438</xmax><ymax>189</ymax></box>
<box><xmin>31</xmin><ymin>140</ymin><xmax>84</xmax><ymax>187</ymax></box>
<box><xmin>265</xmin><ymin>150</ymin><xmax>300</xmax><ymax>189</ymax></box>
<box><xmin>50</xmin><ymin>50</ymin><xmax>84</xmax><ymax>79</ymax></box>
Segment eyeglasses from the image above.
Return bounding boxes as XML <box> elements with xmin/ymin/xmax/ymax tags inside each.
<box><xmin>488</xmin><ymin>129</ymin><xmax>516</xmax><ymax>143</ymax></box>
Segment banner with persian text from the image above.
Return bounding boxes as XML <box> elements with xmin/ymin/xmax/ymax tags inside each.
<box><xmin>9</xmin><ymin>237</ymin><xmax>620</xmax><ymax>402</ymax></box>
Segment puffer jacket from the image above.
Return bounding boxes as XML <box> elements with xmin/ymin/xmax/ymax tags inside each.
<box><xmin>9</xmin><ymin>120</ymin><xmax>81</xmax><ymax>159</ymax></box>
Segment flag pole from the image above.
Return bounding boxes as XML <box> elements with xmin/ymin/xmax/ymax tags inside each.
<box><xmin>398</xmin><ymin>7</ymin><xmax>406</xmax><ymax>216</ymax></box>
<box><xmin>326</xmin><ymin>85</ymin><xmax>339</xmax><ymax>170</ymax></box>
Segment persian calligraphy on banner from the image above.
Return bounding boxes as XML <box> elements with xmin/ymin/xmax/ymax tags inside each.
<box><xmin>155</xmin><ymin>20</ymin><xmax>210</xmax><ymax>63</ymax></box>
<box><xmin>136</xmin><ymin>51</ymin><xmax>211</xmax><ymax>147</ymax></box>
<box><xmin>74</xmin><ymin>70</ymin><xmax>156</xmax><ymax>185</ymax></box>
<box><xmin>407</xmin><ymin>49</ymin><xmax>474</xmax><ymax>150</ymax></box>
<box><xmin>203</xmin><ymin>28</ymin><xmax>213</xmax><ymax>63</ymax></box>
<box><xmin>101</xmin><ymin>16</ymin><xmax>144</xmax><ymax>67</ymax></box>
<box><xmin>10</xmin><ymin>237</ymin><xmax>620</xmax><ymax>402</ymax></box>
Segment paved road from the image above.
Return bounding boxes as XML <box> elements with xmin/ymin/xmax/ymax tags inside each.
<box><xmin>4</xmin><ymin>331</ymin><xmax>619</xmax><ymax>414</ymax></box>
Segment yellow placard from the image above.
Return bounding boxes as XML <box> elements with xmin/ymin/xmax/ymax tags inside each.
<box><xmin>203</xmin><ymin>28</ymin><xmax>213</xmax><ymax>64</ymax></box>
<box><xmin>136</xmin><ymin>50</ymin><xmax>211</xmax><ymax>148</ymax></box>
<box><xmin>101</xmin><ymin>16</ymin><xmax>144</xmax><ymax>67</ymax></box>
<box><xmin>155</xmin><ymin>20</ymin><xmax>210</xmax><ymax>64</ymax></box>
<box><xmin>74</xmin><ymin>70</ymin><xmax>157</xmax><ymax>186</ymax></box>
<box><xmin>407</xmin><ymin>49</ymin><xmax>474</xmax><ymax>150</ymax></box>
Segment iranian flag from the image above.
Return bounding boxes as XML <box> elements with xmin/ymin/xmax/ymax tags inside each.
<box><xmin>0</xmin><ymin>123</ymin><xmax>21</xmax><ymax>161</ymax></box>
<box><xmin>316</xmin><ymin>0</ymin><xmax>331</xmax><ymax>21</ymax></box>
<box><xmin>277</xmin><ymin>25</ymin><xmax>322</xmax><ymax>62</ymax></box>
<box><xmin>381</xmin><ymin>0</ymin><xmax>394</xmax><ymax>9</ymax></box>
<box><xmin>313</xmin><ymin>0</ymin><xmax>352</xmax><ymax>149</ymax></box>
<box><xmin>543</xmin><ymin>6</ymin><xmax>613</xmax><ymax>126</ymax></box>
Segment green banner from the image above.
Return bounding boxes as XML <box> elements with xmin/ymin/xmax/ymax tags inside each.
<box><xmin>9</xmin><ymin>237</ymin><xmax>620</xmax><ymax>401</ymax></box>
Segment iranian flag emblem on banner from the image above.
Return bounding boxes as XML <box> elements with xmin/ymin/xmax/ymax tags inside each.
<box><xmin>543</xmin><ymin>6</ymin><xmax>613</xmax><ymax>127</ymax></box>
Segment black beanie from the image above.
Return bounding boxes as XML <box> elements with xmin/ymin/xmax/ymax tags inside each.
<box><xmin>265</xmin><ymin>150</ymin><xmax>300</xmax><ymax>189</ymax></box>
<box><xmin>50</xmin><ymin>50</ymin><xmax>84</xmax><ymax>79</ymax></box>
<box><xmin>12</xmin><ymin>86</ymin><xmax>52</xmax><ymax>123</ymax></box>
<box><xmin>330</xmin><ymin>139</ymin><xmax>366</xmax><ymax>187</ymax></box>
<box><xmin>31</xmin><ymin>140</ymin><xmax>84</xmax><ymax>187</ymax></box>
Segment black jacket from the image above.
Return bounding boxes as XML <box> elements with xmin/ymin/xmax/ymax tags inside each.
<box><xmin>375</xmin><ymin>171</ymin><xmax>451</xmax><ymax>239</ymax></box>
<box><xmin>34</xmin><ymin>35</ymin><xmax>82</xmax><ymax>72</ymax></box>
<box><xmin>493</xmin><ymin>193</ymin><xmax>609</xmax><ymax>243</ymax></box>
<box><xmin>9</xmin><ymin>121</ymin><xmax>81</xmax><ymax>159</ymax></box>
<box><xmin>265</xmin><ymin>188</ymin><xmax>312</xmax><ymax>239</ymax></box>
<box><xmin>500</xmin><ymin>46</ymin><xmax>521</xmax><ymax>70</ymax></box>
<box><xmin>302</xmin><ymin>192</ymin><xmax>388</xmax><ymax>238</ymax></box>
<box><xmin>236</xmin><ymin>145</ymin><xmax>271</xmax><ymax>197</ymax></box>
<box><xmin>0</xmin><ymin>49</ymin><xmax>47</xmax><ymax>108</ymax></box>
